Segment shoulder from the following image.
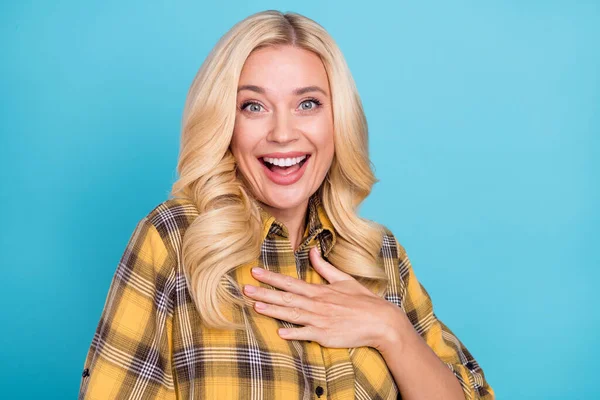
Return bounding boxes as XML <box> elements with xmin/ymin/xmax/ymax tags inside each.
<box><xmin>140</xmin><ymin>197</ymin><xmax>199</xmax><ymax>253</ymax></box>
<box><xmin>374</xmin><ymin>223</ymin><xmax>414</xmax><ymax>303</ymax></box>
<box><xmin>144</xmin><ymin>197</ymin><xmax>199</xmax><ymax>231</ymax></box>
<box><xmin>375</xmin><ymin>223</ymin><xmax>409</xmax><ymax>263</ymax></box>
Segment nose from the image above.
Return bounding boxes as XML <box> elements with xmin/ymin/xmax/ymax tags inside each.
<box><xmin>266</xmin><ymin>110</ymin><xmax>299</xmax><ymax>144</ymax></box>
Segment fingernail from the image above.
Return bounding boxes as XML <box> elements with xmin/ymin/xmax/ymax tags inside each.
<box><xmin>255</xmin><ymin>301</ymin><xmax>266</xmax><ymax>310</ymax></box>
<box><xmin>244</xmin><ymin>285</ymin><xmax>256</xmax><ymax>294</ymax></box>
<box><xmin>278</xmin><ymin>328</ymin><xmax>289</xmax><ymax>336</ymax></box>
<box><xmin>252</xmin><ymin>267</ymin><xmax>264</xmax><ymax>275</ymax></box>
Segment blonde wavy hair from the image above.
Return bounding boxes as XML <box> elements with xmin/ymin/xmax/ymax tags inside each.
<box><xmin>170</xmin><ymin>10</ymin><xmax>388</xmax><ymax>330</ymax></box>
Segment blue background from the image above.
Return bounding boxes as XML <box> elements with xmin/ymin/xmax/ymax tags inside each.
<box><xmin>1</xmin><ymin>1</ymin><xmax>598</xmax><ymax>398</ymax></box>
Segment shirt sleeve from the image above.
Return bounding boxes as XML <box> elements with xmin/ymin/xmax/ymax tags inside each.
<box><xmin>393</xmin><ymin>238</ymin><xmax>495</xmax><ymax>400</ymax></box>
<box><xmin>78</xmin><ymin>217</ymin><xmax>176</xmax><ymax>400</ymax></box>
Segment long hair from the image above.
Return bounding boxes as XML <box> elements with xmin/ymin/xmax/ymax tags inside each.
<box><xmin>170</xmin><ymin>10</ymin><xmax>388</xmax><ymax>330</ymax></box>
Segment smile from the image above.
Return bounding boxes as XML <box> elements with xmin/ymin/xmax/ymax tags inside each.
<box><xmin>258</xmin><ymin>154</ymin><xmax>311</xmax><ymax>185</ymax></box>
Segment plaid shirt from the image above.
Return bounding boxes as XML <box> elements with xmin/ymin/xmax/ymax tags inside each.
<box><xmin>79</xmin><ymin>194</ymin><xmax>493</xmax><ymax>399</ymax></box>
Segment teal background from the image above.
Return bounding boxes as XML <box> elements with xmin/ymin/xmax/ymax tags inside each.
<box><xmin>1</xmin><ymin>1</ymin><xmax>598</xmax><ymax>398</ymax></box>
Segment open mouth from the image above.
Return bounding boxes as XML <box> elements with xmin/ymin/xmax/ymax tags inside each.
<box><xmin>259</xmin><ymin>155</ymin><xmax>310</xmax><ymax>172</ymax></box>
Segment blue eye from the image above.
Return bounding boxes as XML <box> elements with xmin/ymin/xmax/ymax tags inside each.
<box><xmin>299</xmin><ymin>98</ymin><xmax>322</xmax><ymax>111</ymax></box>
<box><xmin>240</xmin><ymin>102</ymin><xmax>263</xmax><ymax>112</ymax></box>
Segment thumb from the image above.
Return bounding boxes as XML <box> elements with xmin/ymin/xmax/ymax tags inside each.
<box><xmin>309</xmin><ymin>246</ymin><xmax>352</xmax><ymax>284</ymax></box>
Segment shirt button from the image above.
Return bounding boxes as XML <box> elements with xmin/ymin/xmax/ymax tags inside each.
<box><xmin>315</xmin><ymin>386</ymin><xmax>324</xmax><ymax>397</ymax></box>
<box><xmin>82</xmin><ymin>368</ymin><xmax>90</xmax><ymax>378</ymax></box>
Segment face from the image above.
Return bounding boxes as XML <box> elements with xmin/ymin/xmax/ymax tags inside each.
<box><xmin>231</xmin><ymin>45</ymin><xmax>335</xmax><ymax>216</ymax></box>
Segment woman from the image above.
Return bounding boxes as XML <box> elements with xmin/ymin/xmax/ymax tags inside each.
<box><xmin>79</xmin><ymin>10</ymin><xmax>494</xmax><ymax>400</ymax></box>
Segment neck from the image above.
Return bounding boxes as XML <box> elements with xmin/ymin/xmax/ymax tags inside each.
<box><xmin>260</xmin><ymin>199</ymin><xmax>309</xmax><ymax>252</ymax></box>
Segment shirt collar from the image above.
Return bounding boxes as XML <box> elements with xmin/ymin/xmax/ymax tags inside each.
<box><xmin>257</xmin><ymin>192</ymin><xmax>336</xmax><ymax>255</ymax></box>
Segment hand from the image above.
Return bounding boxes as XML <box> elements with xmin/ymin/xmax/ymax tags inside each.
<box><xmin>243</xmin><ymin>246</ymin><xmax>409</xmax><ymax>352</ymax></box>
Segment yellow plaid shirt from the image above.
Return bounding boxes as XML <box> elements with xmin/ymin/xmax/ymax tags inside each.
<box><xmin>79</xmin><ymin>194</ymin><xmax>493</xmax><ymax>399</ymax></box>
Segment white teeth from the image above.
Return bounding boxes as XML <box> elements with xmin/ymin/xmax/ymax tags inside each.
<box><xmin>263</xmin><ymin>155</ymin><xmax>307</xmax><ymax>167</ymax></box>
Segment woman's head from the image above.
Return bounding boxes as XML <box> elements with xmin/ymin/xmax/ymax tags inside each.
<box><xmin>171</xmin><ymin>10</ymin><xmax>387</xmax><ymax>330</ymax></box>
<box><xmin>173</xmin><ymin>10</ymin><xmax>375</xmax><ymax>210</ymax></box>
<box><xmin>231</xmin><ymin>44</ymin><xmax>334</xmax><ymax>215</ymax></box>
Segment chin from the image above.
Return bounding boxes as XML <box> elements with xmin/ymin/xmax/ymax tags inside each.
<box><xmin>261</xmin><ymin>188</ymin><xmax>309</xmax><ymax>210</ymax></box>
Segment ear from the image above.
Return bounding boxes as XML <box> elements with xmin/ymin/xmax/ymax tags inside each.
<box><xmin>309</xmin><ymin>246</ymin><xmax>353</xmax><ymax>284</ymax></box>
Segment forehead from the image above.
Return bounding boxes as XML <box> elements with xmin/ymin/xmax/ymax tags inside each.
<box><xmin>238</xmin><ymin>45</ymin><xmax>329</xmax><ymax>93</ymax></box>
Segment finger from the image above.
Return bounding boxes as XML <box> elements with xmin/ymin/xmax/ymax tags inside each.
<box><xmin>251</xmin><ymin>267</ymin><xmax>319</xmax><ymax>297</ymax></box>
<box><xmin>253</xmin><ymin>301</ymin><xmax>321</xmax><ymax>326</ymax></box>
<box><xmin>309</xmin><ymin>246</ymin><xmax>353</xmax><ymax>284</ymax></box>
<box><xmin>278</xmin><ymin>325</ymin><xmax>323</xmax><ymax>342</ymax></box>
<box><xmin>243</xmin><ymin>284</ymin><xmax>317</xmax><ymax>312</ymax></box>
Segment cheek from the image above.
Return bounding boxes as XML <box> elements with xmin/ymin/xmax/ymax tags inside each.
<box><xmin>231</xmin><ymin>120</ymin><xmax>255</xmax><ymax>157</ymax></box>
<box><xmin>229</xmin><ymin>134</ymin><xmax>241</xmax><ymax>159</ymax></box>
<box><xmin>310</xmin><ymin>119</ymin><xmax>335</xmax><ymax>156</ymax></box>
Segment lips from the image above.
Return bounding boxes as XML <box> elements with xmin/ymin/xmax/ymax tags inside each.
<box><xmin>259</xmin><ymin>154</ymin><xmax>311</xmax><ymax>186</ymax></box>
<box><xmin>259</xmin><ymin>156</ymin><xmax>309</xmax><ymax>171</ymax></box>
<box><xmin>257</xmin><ymin>151</ymin><xmax>310</xmax><ymax>159</ymax></box>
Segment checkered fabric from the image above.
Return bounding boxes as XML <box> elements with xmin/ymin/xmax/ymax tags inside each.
<box><xmin>78</xmin><ymin>193</ymin><xmax>493</xmax><ymax>399</ymax></box>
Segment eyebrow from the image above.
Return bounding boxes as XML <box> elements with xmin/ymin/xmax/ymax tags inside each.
<box><xmin>237</xmin><ymin>85</ymin><xmax>328</xmax><ymax>96</ymax></box>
